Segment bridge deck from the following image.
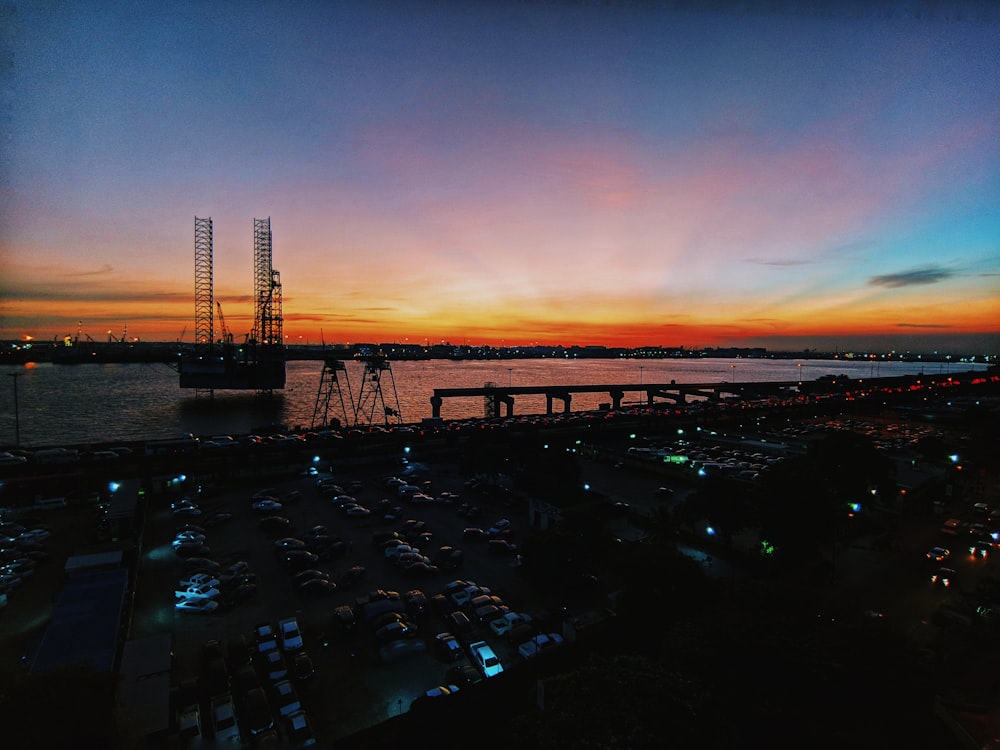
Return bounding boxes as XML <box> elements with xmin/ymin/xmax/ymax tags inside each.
<box><xmin>429</xmin><ymin>380</ymin><xmax>806</xmax><ymax>418</ymax></box>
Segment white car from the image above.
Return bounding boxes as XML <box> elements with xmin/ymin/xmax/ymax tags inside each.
<box><xmin>469</xmin><ymin>640</ymin><xmax>504</xmax><ymax>678</ymax></box>
<box><xmin>175</xmin><ymin>598</ymin><xmax>219</xmax><ymax>614</ymax></box>
<box><xmin>210</xmin><ymin>695</ymin><xmax>240</xmax><ymax>742</ymax></box>
<box><xmin>179</xmin><ymin>572</ymin><xmax>220</xmax><ymax>589</ymax></box>
<box><xmin>490</xmin><ymin>611</ymin><xmax>533</xmax><ymax>636</ymax></box>
<box><xmin>279</xmin><ymin>617</ymin><xmax>304</xmax><ymax>652</ymax></box>
<box><xmin>175</xmin><ymin>583</ymin><xmax>221</xmax><ymax>600</ymax></box>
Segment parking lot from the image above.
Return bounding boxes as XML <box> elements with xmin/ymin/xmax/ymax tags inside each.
<box><xmin>130</xmin><ymin>451</ymin><xmax>580</xmax><ymax>745</ymax></box>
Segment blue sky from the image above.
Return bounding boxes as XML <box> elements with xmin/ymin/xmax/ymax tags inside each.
<box><xmin>2</xmin><ymin>0</ymin><xmax>998</xmax><ymax>353</ymax></box>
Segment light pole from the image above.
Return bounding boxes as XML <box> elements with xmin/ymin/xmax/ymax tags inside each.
<box><xmin>797</xmin><ymin>363</ymin><xmax>802</xmax><ymax>385</ymax></box>
<box><xmin>639</xmin><ymin>366</ymin><xmax>644</xmax><ymax>386</ymax></box>
<box><xmin>507</xmin><ymin>368</ymin><xmax>513</xmax><ymax>388</ymax></box>
<box><xmin>730</xmin><ymin>364</ymin><xmax>736</xmax><ymax>384</ymax></box>
<box><xmin>9</xmin><ymin>373</ymin><xmax>20</xmax><ymax>449</ymax></box>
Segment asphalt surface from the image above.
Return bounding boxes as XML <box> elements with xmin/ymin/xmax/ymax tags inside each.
<box><xmin>128</xmin><ymin>451</ymin><xmax>588</xmax><ymax>746</ymax></box>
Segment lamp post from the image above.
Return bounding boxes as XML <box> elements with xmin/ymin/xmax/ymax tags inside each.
<box><xmin>9</xmin><ymin>373</ymin><xmax>20</xmax><ymax>449</ymax></box>
<box><xmin>639</xmin><ymin>365</ymin><xmax>644</xmax><ymax>386</ymax></box>
<box><xmin>797</xmin><ymin>363</ymin><xmax>802</xmax><ymax>385</ymax></box>
<box><xmin>730</xmin><ymin>364</ymin><xmax>736</xmax><ymax>384</ymax></box>
<box><xmin>507</xmin><ymin>368</ymin><xmax>512</xmax><ymax>388</ymax></box>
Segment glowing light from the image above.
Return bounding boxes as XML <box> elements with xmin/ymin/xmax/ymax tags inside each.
<box><xmin>108</xmin><ymin>481</ymin><xmax>121</xmax><ymax>492</ymax></box>
<box><xmin>706</xmin><ymin>526</ymin><xmax>716</xmax><ymax>536</ymax></box>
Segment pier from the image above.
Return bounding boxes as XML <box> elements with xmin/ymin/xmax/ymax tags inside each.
<box><xmin>430</xmin><ymin>380</ymin><xmax>808</xmax><ymax>419</ymax></box>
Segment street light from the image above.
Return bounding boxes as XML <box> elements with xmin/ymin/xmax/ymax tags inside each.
<box><xmin>507</xmin><ymin>368</ymin><xmax>512</xmax><ymax>388</ymax></box>
<box><xmin>9</xmin><ymin>372</ymin><xmax>20</xmax><ymax>449</ymax></box>
<box><xmin>730</xmin><ymin>364</ymin><xmax>736</xmax><ymax>384</ymax></box>
<box><xmin>639</xmin><ymin>365</ymin><xmax>644</xmax><ymax>386</ymax></box>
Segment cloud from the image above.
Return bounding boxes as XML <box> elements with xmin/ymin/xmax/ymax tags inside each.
<box><xmin>869</xmin><ymin>266</ymin><xmax>954</xmax><ymax>288</ymax></box>
<box><xmin>746</xmin><ymin>258</ymin><xmax>814</xmax><ymax>267</ymax></box>
<box><xmin>58</xmin><ymin>264</ymin><xmax>115</xmax><ymax>277</ymax></box>
<box><xmin>895</xmin><ymin>322</ymin><xmax>954</xmax><ymax>329</ymax></box>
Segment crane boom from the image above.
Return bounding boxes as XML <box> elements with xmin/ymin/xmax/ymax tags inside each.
<box><xmin>216</xmin><ymin>301</ymin><xmax>230</xmax><ymax>343</ymax></box>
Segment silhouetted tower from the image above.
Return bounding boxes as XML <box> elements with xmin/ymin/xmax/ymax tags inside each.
<box><xmin>484</xmin><ymin>382</ymin><xmax>499</xmax><ymax>418</ymax></box>
<box><xmin>194</xmin><ymin>217</ymin><xmax>214</xmax><ymax>348</ymax></box>
<box><xmin>311</xmin><ymin>359</ymin><xmax>356</xmax><ymax>430</ymax></box>
<box><xmin>252</xmin><ymin>217</ymin><xmax>283</xmax><ymax>346</ymax></box>
<box><xmin>355</xmin><ymin>350</ymin><xmax>403</xmax><ymax>426</ymax></box>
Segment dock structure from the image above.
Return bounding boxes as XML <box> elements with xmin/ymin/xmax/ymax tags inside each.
<box><xmin>178</xmin><ymin>216</ymin><xmax>285</xmax><ymax>393</ymax></box>
<box><xmin>430</xmin><ymin>380</ymin><xmax>806</xmax><ymax>419</ymax></box>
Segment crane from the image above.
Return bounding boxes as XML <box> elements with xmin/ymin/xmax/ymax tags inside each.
<box><xmin>216</xmin><ymin>302</ymin><xmax>232</xmax><ymax>344</ymax></box>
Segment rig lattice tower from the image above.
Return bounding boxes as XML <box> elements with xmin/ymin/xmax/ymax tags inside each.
<box><xmin>252</xmin><ymin>217</ymin><xmax>283</xmax><ymax>346</ymax></box>
<box><xmin>193</xmin><ymin>217</ymin><xmax>214</xmax><ymax>348</ymax></box>
<box><xmin>311</xmin><ymin>359</ymin><xmax>356</xmax><ymax>429</ymax></box>
<box><xmin>354</xmin><ymin>350</ymin><xmax>403</xmax><ymax>426</ymax></box>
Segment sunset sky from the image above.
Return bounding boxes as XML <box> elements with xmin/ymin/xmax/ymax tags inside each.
<box><xmin>2</xmin><ymin>0</ymin><xmax>999</xmax><ymax>353</ymax></box>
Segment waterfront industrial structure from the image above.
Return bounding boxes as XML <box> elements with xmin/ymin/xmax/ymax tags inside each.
<box><xmin>178</xmin><ymin>217</ymin><xmax>286</xmax><ymax>394</ymax></box>
<box><xmin>311</xmin><ymin>349</ymin><xmax>404</xmax><ymax>428</ymax></box>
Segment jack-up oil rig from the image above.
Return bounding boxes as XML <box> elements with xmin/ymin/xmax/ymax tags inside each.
<box><xmin>178</xmin><ymin>217</ymin><xmax>286</xmax><ymax>394</ymax></box>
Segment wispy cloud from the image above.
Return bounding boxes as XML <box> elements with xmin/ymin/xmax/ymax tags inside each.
<box><xmin>896</xmin><ymin>322</ymin><xmax>954</xmax><ymax>329</ymax></box>
<box><xmin>869</xmin><ymin>266</ymin><xmax>954</xmax><ymax>288</ymax></box>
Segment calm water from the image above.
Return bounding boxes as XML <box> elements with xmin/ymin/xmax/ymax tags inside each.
<box><xmin>0</xmin><ymin>357</ymin><xmax>980</xmax><ymax>448</ymax></box>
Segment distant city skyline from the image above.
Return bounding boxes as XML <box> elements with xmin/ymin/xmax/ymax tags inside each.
<box><xmin>2</xmin><ymin>1</ymin><xmax>998</xmax><ymax>354</ymax></box>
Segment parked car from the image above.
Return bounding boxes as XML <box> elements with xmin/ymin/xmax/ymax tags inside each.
<box><xmin>218</xmin><ymin>561</ymin><xmax>251</xmax><ymax>585</ymax></box>
<box><xmin>179</xmin><ymin>572</ymin><xmax>219</xmax><ymax>589</ymax></box>
<box><xmin>173</xmin><ymin>542</ymin><xmax>211</xmax><ymax>558</ymax></box>
<box><xmin>182</xmin><ymin>557</ymin><xmax>220</xmax><ymax>574</ymax></box>
<box><xmin>469</xmin><ymin>640</ymin><xmax>504</xmax><ymax>678</ymax></box>
<box><xmin>174</xmin><ymin>530</ymin><xmax>206</xmax><ymax>544</ymax></box>
<box><xmin>175</xmin><ymin>583</ymin><xmax>221</xmax><ymax>600</ymax></box>
<box><xmin>275</xmin><ymin>537</ymin><xmax>308</xmax><ymax>554</ymax></box>
<box><xmin>463</xmin><ymin>528</ymin><xmax>489</xmax><ymax>542</ymax></box>
<box><xmin>285</xmin><ymin>710</ymin><xmax>317</xmax><ymax>747</ymax></box>
<box><xmin>404</xmin><ymin>589</ymin><xmax>428</xmax><ymax>615</ymax></box>
<box><xmin>202</xmin><ymin>511</ymin><xmax>233</xmax><ymax>527</ymax></box>
<box><xmin>423</xmin><ymin>684</ymin><xmax>460</xmax><ymax>698</ymax></box>
<box><xmin>258</xmin><ymin>649</ymin><xmax>288</xmax><ymax>681</ymax></box>
<box><xmin>279</xmin><ymin>617</ymin><xmax>304</xmax><ymax>652</ymax></box>
<box><xmin>488</xmin><ymin>519</ymin><xmax>511</xmax><ymax>536</ymax></box>
<box><xmin>517</xmin><ymin>632</ymin><xmax>564</xmax><ymax>659</ymax></box>
<box><xmin>255</xmin><ymin>622</ymin><xmax>278</xmax><ymax>653</ymax></box>
<box><xmin>290</xmin><ymin>651</ymin><xmax>315</xmax><ymax>682</ymax></box>
<box><xmin>259</xmin><ymin>515</ymin><xmax>292</xmax><ymax>534</ymax></box>
<box><xmin>298</xmin><ymin>578</ymin><xmax>338</xmax><ymax>597</ymax></box>
<box><xmin>434</xmin><ymin>632</ymin><xmax>463</xmax><ymax>661</ymax></box>
<box><xmin>280</xmin><ymin>550</ymin><xmax>321</xmax><ymax>572</ymax></box>
<box><xmin>375</xmin><ymin>620</ymin><xmax>417</xmax><ymax>643</ymax></box>
<box><xmin>339</xmin><ymin>566</ymin><xmax>367</xmax><ymax>589</ymax></box>
<box><xmin>446</xmin><ymin>664</ymin><xmax>482</xmax><ymax>687</ymax></box>
<box><xmin>175</xmin><ymin>598</ymin><xmax>219</xmax><ymax>614</ymax></box>
<box><xmin>271</xmin><ymin>679</ymin><xmax>302</xmax><ymax>718</ymax></box>
<box><xmin>926</xmin><ymin>546</ymin><xmax>951</xmax><ymax>563</ymax></box>
<box><xmin>931</xmin><ymin>567</ymin><xmax>956</xmax><ymax>588</ymax></box>
<box><xmin>252</xmin><ymin>498</ymin><xmax>283</xmax><ymax>512</ymax></box>
<box><xmin>210</xmin><ymin>694</ymin><xmax>240</xmax><ymax>743</ymax></box>
<box><xmin>444</xmin><ymin>610</ymin><xmax>473</xmax><ymax>636</ymax></box>
<box><xmin>332</xmin><ymin>604</ymin><xmax>356</xmax><ymax>633</ymax></box>
<box><xmin>244</xmin><ymin>687</ymin><xmax>274</xmax><ymax>737</ymax></box>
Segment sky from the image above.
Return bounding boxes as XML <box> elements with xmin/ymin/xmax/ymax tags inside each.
<box><xmin>1</xmin><ymin>0</ymin><xmax>999</xmax><ymax>354</ymax></box>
